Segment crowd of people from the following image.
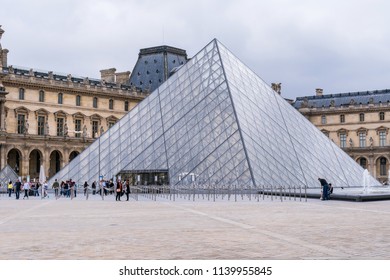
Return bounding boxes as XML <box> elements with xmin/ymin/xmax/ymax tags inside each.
<box><xmin>3</xmin><ymin>178</ymin><xmax>132</xmax><ymax>201</ymax></box>
<box><xmin>3</xmin><ymin>179</ymin><xmax>50</xmax><ymax>200</ymax></box>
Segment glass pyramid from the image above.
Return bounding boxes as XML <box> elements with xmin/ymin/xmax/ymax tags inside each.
<box><xmin>0</xmin><ymin>164</ymin><xmax>19</xmax><ymax>189</ymax></box>
<box><xmin>48</xmin><ymin>39</ymin><xmax>380</xmax><ymax>188</ymax></box>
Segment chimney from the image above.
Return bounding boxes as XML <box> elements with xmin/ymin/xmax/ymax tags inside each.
<box><xmin>271</xmin><ymin>83</ymin><xmax>282</xmax><ymax>95</ymax></box>
<box><xmin>100</xmin><ymin>68</ymin><xmax>116</xmax><ymax>83</ymax></box>
<box><xmin>316</xmin><ymin>88</ymin><xmax>323</xmax><ymax>96</ymax></box>
<box><xmin>115</xmin><ymin>71</ymin><xmax>131</xmax><ymax>85</ymax></box>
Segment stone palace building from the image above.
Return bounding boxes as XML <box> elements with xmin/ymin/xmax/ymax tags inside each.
<box><xmin>293</xmin><ymin>88</ymin><xmax>390</xmax><ymax>183</ymax></box>
<box><xmin>0</xmin><ymin>26</ymin><xmax>147</xmax><ymax>179</ymax></box>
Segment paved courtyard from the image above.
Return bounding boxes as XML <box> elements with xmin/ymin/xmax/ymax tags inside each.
<box><xmin>1</xmin><ymin>193</ymin><xmax>390</xmax><ymax>260</ymax></box>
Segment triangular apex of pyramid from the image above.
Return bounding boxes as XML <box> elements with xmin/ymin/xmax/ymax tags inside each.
<box><xmin>47</xmin><ymin>39</ymin><xmax>380</xmax><ymax>188</ymax></box>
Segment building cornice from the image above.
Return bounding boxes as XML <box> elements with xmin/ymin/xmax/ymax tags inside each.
<box><xmin>2</xmin><ymin>74</ymin><xmax>147</xmax><ymax>101</ymax></box>
<box><xmin>299</xmin><ymin>104</ymin><xmax>390</xmax><ymax>116</ymax></box>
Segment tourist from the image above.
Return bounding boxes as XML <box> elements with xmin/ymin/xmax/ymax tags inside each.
<box><xmin>60</xmin><ymin>181</ymin><xmax>65</xmax><ymax>196</ymax></box>
<box><xmin>14</xmin><ymin>179</ymin><xmax>21</xmax><ymax>200</ymax></box>
<box><xmin>318</xmin><ymin>178</ymin><xmax>329</xmax><ymax>200</ymax></box>
<box><xmin>33</xmin><ymin>182</ymin><xmax>40</xmax><ymax>197</ymax></box>
<box><xmin>7</xmin><ymin>180</ymin><xmax>13</xmax><ymax>197</ymax></box>
<box><xmin>115</xmin><ymin>180</ymin><xmax>122</xmax><ymax>201</ymax></box>
<box><xmin>83</xmin><ymin>181</ymin><xmax>89</xmax><ymax>196</ymax></box>
<box><xmin>64</xmin><ymin>181</ymin><xmax>70</xmax><ymax>197</ymax></box>
<box><xmin>70</xmin><ymin>179</ymin><xmax>76</xmax><ymax>198</ymax></box>
<box><xmin>43</xmin><ymin>181</ymin><xmax>49</xmax><ymax>199</ymax></box>
<box><xmin>125</xmin><ymin>179</ymin><xmax>130</xmax><ymax>201</ymax></box>
<box><xmin>328</xmin><ymin>183</ymin><xmax>333</xmax><ymax>198</ymax></box>
<box><xmin>52</xmin><ymin>179</ymin><xmax>59</xmax><ymax>198</ymax></box>
<box><xmin>92</xmin><ymin>181</ymin><xmax>96</xmax><ymax>195</ymax></box>
<box><xmin>22</xmin><ymin>180</ymin><xmax>30</xmax><ymax>199</ymax></box>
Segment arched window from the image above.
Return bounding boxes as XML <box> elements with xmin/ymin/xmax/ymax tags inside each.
<box><xmin>380</xmin><ymin>157</ymin><xmax>387</xmax><ymax>176</ymax></box>
<box><xmin>39</xmin><ymin>90</ymin><xmax>45</xmax><ymax>102</ymax></box>
<box><xmin>359</xmin><ymin>158</ymin><xmax>367</xmax><ymax>169</ymax></box>
<box><xmin>93</xmin><ymin>97</ymin><xmax>98</xmax><ymax>108</ymax></box>
<box><xmin>109</xmin><ymin>99</ymin><xmax>114</xmax><ymax>110</ymax></box>
<box><xmin>76</xmin><ymin>95</ymin><xmax>81</xmax><ymax>106</ymax></box>
<box><xmin>58</xmin><ymin>93</ymin><xmax>63</xmax><ymax>104</ymax></box>
<box><xmin>19</xmin><ymin>88</ymin><xmax>25</xmax><ymax>100</ymax></box>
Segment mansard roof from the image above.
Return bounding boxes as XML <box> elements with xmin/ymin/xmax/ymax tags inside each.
<box><xmin>293</xmin><ymin>89</ymin><xmax>390</xmax><ymax>109</ymax></box>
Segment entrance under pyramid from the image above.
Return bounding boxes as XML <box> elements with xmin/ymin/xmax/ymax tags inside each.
<box><xmin>48</xmin><ymin>39</ymin><xmax>380</xmax><ymax>188</ymax></box>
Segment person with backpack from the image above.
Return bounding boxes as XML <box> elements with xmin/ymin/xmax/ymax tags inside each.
<box><xmin>7</xmin><ymin>181</ymin><xmax>13</xmax><ymax>197</ymax></box>
<box><xmin>14</xmin><ymin>179</ymin><xmax>21</xmax><ymax>200</ymax></box>
<box><xmin>318</xmin><ymin>178</ymin><xmax>329</xmax><ymax>200</ymax></box>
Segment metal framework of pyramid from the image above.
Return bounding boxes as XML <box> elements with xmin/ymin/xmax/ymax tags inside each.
<box><xmin>0</xmin><ymin>164</ymin><xmax>19</xmax><ymax>189</ymax></box>
<box><xmin>48</xmin><ymin>39</ymin><xmax>380</xmax><ymax>188</ymax></box>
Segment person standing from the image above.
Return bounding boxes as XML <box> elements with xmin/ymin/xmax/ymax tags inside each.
<box><xmin>14</xmin><ymin>179</ymin><xmax>21</xmax><ymax>200</ymax></box>
<box><xmin>318</xmin><ymin>178</ymin><xmax>329</xmax><ymax>200</ymax></box>
<box><xmin>7</xmin><ymin>181</ymin><xmax>13</xmax><ymax>197</ymax></box>
<box><xmin>92</xmin><ymin>181</ymin><xmax>96</xmax><ymax>195</ymax></box>
<box><xmin>125</xmin><ymin>180</ymin><xmax>130</xmax><ymax>201</ymax></box>
<box><xmin>115</xmin><ymin>180</ymin><xmax>122</xmax><ymax>201</ymax></box>
<box><xmin>83</xmin><ymin>181</ymin><xmax>89</xmax><ymax>196</ymax></box>
<box><xmin>22</xmin><ymin>180</ymin><xmax>30</xmax><ymax>199</ymax></box>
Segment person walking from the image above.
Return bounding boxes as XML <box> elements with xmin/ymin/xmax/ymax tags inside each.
<box><xmin>52</xmin><ymin>179</ymin><xmax>59</xmax><ymax>198</ymax></box>
<box><xmin>7</xmin><ymin>181</ymin><xmax>13</xmax><ymax>197</ymax></box>
<box><xmin>125</xmin><ymin>180</ymin><xmax>130</xmax><ymax>201</ymax></box>
<box><xmin>22</xmin><ymin>180</ymin><xmax>30</xmax><ymax>199</ymax></box>
<box><xmin>42</xmin><ymin>181</ymin><xmax>49</xmax><ymax>199</ymax></box>
<box><xmin>318</xmin><ymin>178</ymin><xmax>329</xmax><ymax>200</ymax></box>
<box><xmin>14</xmin><ymin>179</ymin><xmax>21</xmax><ymax>200</ymax></box>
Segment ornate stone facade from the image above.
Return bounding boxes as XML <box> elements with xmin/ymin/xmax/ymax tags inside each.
<box><xmin>293</xmin><ymin>88</ymin><xmax>390</xmax><ymax>183</ymax></box>
<box><xmin>0</xmin><ymin>27</ymin><xmax>147</xmax><ymax>179</ymax></box>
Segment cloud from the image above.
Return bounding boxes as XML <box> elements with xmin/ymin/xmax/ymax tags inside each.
<box><xmin>1</xmin><ymin>0</ymin><xmax>390</xmax><ymax>98</ymax></box>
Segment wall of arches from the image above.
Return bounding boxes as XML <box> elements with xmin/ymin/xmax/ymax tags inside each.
<box><xmin>356</xmin><ymin>155</ymin><xmax>390</xmax><ymax>184</ymax></box>
<box><xmin>5</xmin><ymin>146</ymin><xmax>81</xmax><ymax>180</ymax></box>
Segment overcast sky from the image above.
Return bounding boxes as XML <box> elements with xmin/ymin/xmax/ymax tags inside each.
<box><xmin>1</xmin><ymin>0</ymin><xmax>390</xmax><ymax>99</ymax></box>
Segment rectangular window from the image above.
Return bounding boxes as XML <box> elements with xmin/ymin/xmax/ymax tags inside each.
<box><xmin>340</xmin><ymin>133</ymin><xmax>346</xmax><ymax>148</ymax></box>
<box><xmin>37</xmin><ymin>116</ymin><xmax>45</xmax><ymax>136</ymax></box>
<box><xmin>321</xmin><ymin>115</ymin><xmax>326</xmax><ymax>125</ymax></box>
<box><xmin>76</xmin><ymin>95</ymin><xmax>81</xmax><ymax>106</ymax></box>
<box><xmin>359</xmin><ymin>113</ymin><xmax>365</xmax><ymax>122</ymax></box>
<box><xmin>359</xmin><ymin>132</ymin><xmax>366</xmax><ymax>147</ymax></box>
<box><xmin>39</xmin><ymin>90</ymin><xmax>45</xmax><ymax>102</ymax></box>
<box><xmin>340</xmin><ymin>114</ymin><xmax>345</xmax><ymax>123</ymax></box>
<box><xmin>92</xmin><ymin>121</ymin><xmax>99</xmax><ymax>138</ymax></box>
<box><xmin>17</xmin><ymin>114</ymin><xmax>25</xmax><ymax>134</ymax></box>
<box><xmin>58</xmin><ymin>93</ymin><xmax>63</xmax><ymax>104</ymax></box>
<box><xmin>75</xmin><ymin>119</ymin><xmax>82</xmax><ymax>138</ymax></box>
<box><xmin>124</xmin><ymin>101</ymin><xmax>129</xmax><ymax>111</ymax></box>
<box><xmin>380</xmin><ymin>131</ymin><xmax>386</xmax><ymax>146</ymax></box>
<box><xmin>57</xmin><ymin>118</ymin><xmax>64</xmax><ymax>136</ymax></box>
<box><xmin>19</xmin><ymin>88</ymin><xmax>25</xmax><ymax>100</ymax></box>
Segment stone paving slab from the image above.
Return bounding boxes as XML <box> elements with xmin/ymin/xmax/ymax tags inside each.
<box><xmin>1</xmin><ymin>193</ymin><xmax>390</xmax><ymax>259</ymax></box>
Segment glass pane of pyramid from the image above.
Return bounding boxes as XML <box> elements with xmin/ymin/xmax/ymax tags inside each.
<box><xmin>48</xmin><ymin>39</ymin><xmax>380</xmax><ymax>188</ymax></box>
